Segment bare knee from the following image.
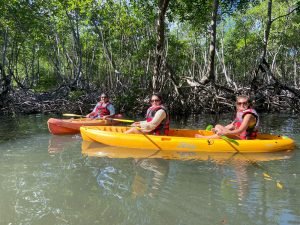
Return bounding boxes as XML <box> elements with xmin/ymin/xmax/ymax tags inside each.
<box><xmin>125</xmin><ymin>127</ymin><xmax>139</xmax><ymax>134</ymax></box>
<box><xmin>214</xmin><ymin>124</ymin><xmax>224</xmax><ymax>130</ymax></box>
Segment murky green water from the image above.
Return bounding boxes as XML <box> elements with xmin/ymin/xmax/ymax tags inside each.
<box><xmin>0</xmin><ymin>114</ymin><xmax>299</xmax><ymax>225</ymax></box>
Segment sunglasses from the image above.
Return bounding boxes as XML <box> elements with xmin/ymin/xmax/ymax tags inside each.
<box><xmin>101</xmin><ymin>96</ymin><xmax>108</xmax><ymax>99</ymax></box>
<box><xmin>237</xmin><ymin>101</ymin><xmax>249</xmax><ymax>106</ymax></box>
<box><xmin>151</xmin><ymin>99</ymin><xmax>160</xmax><ymax>103</ymax></box>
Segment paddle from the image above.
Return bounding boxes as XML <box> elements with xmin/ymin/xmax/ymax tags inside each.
<box><xmin>221</xmin><ymin>135</ymin><xmax>239</xmax><ymax>146</ymax></box>
<box><xmin>205</xmin><ymin>125</ymin><xmax>283</xmax><ymax>189</ymax></box>
<box><xmin>63</xmin><ymin>113</ymin><xmax>135</xmax><ymax>123</ymax></box>
<box><xmin>251</xmin><ymin>159</ymin><xmax>283</xmax><ymax>189</ymax></box>
<box><xmin>205</xmin><ymin>124</ymin><xmax>239</xmax><ymax>146</ymax></box>
<box><xmin>136</xmin><ymin>128</ymin><xmax>162</xmax><ymax>151</ymax></box>
<box><xmin>119</xmin><ymin>117</ymin><xmax>163</xmax><ymax>152</ymax></box>
<box><xmin>205</xmin><ymin>124</ymin><xmax>213</xmax><ymax>131</ymax></box>
<box><xmin>63</xmin><ymin>113</ymin><xmax>85</xmax><ymax>117</ymax></box>
<box><xmin>65</xmin><ymin>113</ymin><xmax>160</xmax><ymax>150</ymax></box>
<box><xmin>224</xmin><ymin>141</ymin><xmax>283</xmax><ymax>189</ymax></box>
<box><xmin>108</xmin><ymin>118</ymin><xmax>135</xmax><ymax>123</ymax></box>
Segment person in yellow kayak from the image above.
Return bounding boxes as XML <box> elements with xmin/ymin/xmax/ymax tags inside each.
<box><xmin>195</xmin><ymin>95</ymin><xmax>259</xmax><ymax>139</ymax></box>
<box><xmin>86</xmin><ymin>93</ymin><xmax>116</xmax><ymax>119</ymax></box>
<box><xmin>125</xmin><ymin>93</ymin><xmax>170</xmax><ymax>135</ymax></box>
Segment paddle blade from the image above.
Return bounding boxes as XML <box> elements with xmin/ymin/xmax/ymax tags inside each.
<box><xmin>206</xmin><ymin>125</ymin><xmax>213</xmax><ymax>131</ymax></box>
<box><xmin>63</xmin><ymin>113</ymin><xmax>84</xmax><ymax>117</ymax></box>
<box><xmin>221</xmin><ymin>136</ymin><xmax>239</xmax><ymax>146</ymax></box>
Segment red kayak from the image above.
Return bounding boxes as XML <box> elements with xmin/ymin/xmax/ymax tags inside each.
<box><xmin>47</xmin><ymin>115</ymin><xmax>122</xmax><ymax>135</ymax></box>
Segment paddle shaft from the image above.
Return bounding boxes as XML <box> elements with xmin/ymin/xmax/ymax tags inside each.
<box><xmin>134</xmin><ymin>127</ymin><xmax>162</xmax><ymax>151</ymax></box>
<box><xmin>63</xmin><ymin>114</ymin><xmax>135</xmax><ymax>123</ymax></box>
<box><xmin>63</xmin><ymin>113</ymin><xmax>85</xmax><ymax>117</ymax></box>
<box><xmin>222</xmin><ymin>137</ymin><xmax>283</xmax><ymax>189</ymax></box>
<box><xmin>108</xmin><ymin>118</ymin><xmax>135</xmax><ymax>123</ymax></box>
<box><xmin>209</xmin><ymin>122</ymin><xmax>283</xmax><ymax>188</ymax></box>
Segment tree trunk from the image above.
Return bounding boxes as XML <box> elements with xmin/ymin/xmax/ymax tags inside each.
<box><xmin>92</xmin><ymin>19</ymin><xmax>120</xmax><ymax>80</ymax></box>
<box><xmin>153</xmin><ymin>0</ymin><xmax>170</xmax><ymax>92</ymax></box>
<box><xmin>1</xmin><ymin>27</ymin><xmax>9</xmax><ymax>81</ymax></box>
<box><xmin>66</xmin><ymin>10</ymin><xmax>83</xmax><ymax>87</ymax></box>
<box><xmin>200</xmin><ymin>0</ymin><xmax>219</xmax><ymax>85</ymax></box>
<box><xmin>262</xmin><ymin>0</ymin><xmax>272</xmax><ymax>60</ymax></box>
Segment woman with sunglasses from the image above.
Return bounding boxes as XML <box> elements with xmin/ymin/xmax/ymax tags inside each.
<box><xmin>86</xmin><ymin>93</ymin><xmax>116</xmax><ymax>119</ymax></box>
<box><xmin>196</xmin><ymin>95</ymin><xmax>259</xmax><ymax>139</ymax></box>
<box><xmin>125</xmin><ymin>93</ymin><xmax>170</xmax><ymax>135</ymax></box>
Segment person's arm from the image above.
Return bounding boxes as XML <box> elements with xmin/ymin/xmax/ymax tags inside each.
<box><xmin>86</xmin><ymin>103</ymin><xmax>99</xmax><ymax>117</ymax></box>
<box><xmin>140</xmin><ymin>109</ymin><xmax>166</xmax><ymax>132</ymax></box>
<box><xmin>219</xmin><ymin>114</ymin><xmax>253</xmax><ymax>136</ymax></box>
<box><xmin>212</xmin><ymin>122</ymin><xmax>234</xmax><ymax>134</ymax></box>
<box><xmin>225</xmin><ymin>121</ymin><xmax>235</xmax><ymax>130</ymax></box>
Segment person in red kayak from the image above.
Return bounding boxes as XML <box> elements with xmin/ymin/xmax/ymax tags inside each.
<box><xmin>125</xmin><ymin>93</ymin><xmax>170</xmax><ymax>135</ymax></box>
<box><xmin>86</xmin><ymin>93</ymin><xmax>116</xmax><ymax>119</ymax></box>
<box><xmin>195</xmin><ymin>95</ymin><xmax>259</xmax><ymax>139</ymax></box>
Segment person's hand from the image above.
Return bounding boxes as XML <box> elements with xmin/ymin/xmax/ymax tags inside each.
<box><xmin>195</xmin><ymin>134</ymin><xmax>204</xmax><ymax>138</ymax></box>
<box><xmin>87</xmin><ymin>112</ymin><xmax>97</xmax><ymax>118</ymax></box>
<box><xmin>212</xmin><ymin>128</ymin><xmax>223</xmax><ymax>136</ymax></box>
<box><xmin>216</xmin><ymin>130</ymin><xmax>226</xmax><ymax>136</ymax></box>
<box><xmin>212</xmin><ymin>128</ymin><xmax>220</xmax><ymax>134</ymax></box>
<box><xmin>102</xmin><ymin>115</ymin><xmax>108</xmax><ymax>120</ymax></box>
<box><xmin>131</xmin><ymin>122</ymin><xmax>140</xmax><ymax>127</ymax></box>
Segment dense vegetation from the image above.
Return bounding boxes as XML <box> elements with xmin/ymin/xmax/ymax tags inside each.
<box><xmin>0</xmin><ymin>0</ymin><xmax>300</xmax><ymax>116</ymax></box>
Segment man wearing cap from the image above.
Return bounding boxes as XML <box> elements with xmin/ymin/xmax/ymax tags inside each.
<box><xmin>86</xmin><ymin>93</ymin><xmax>116</xmax><ymax>119</ymax></box>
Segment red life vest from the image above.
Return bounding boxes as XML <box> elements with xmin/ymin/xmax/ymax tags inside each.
<box><xmin>233</xmin><ymin>108</ymin><xmax>259</xmax><ymax>140</ymax></box>
<box><xmin>145</xmin><ymin>105</ymin><xmax>170</xmax><ymax>135</ymax></box>
<box><xmin>95</xmin><ymin>102</ymin><xmax>111</xmax><ymax>117</ymax></box>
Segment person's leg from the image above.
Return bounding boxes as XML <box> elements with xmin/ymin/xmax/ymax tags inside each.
<box><xmin>195</xmin><ymin>124</ymin><xmax>225</xmax><ymax>139</ymax></box>
<box><xmin>213</xmin><ymin>124</ymin><xmax>229</xmax><ymax>133</ymax></box>
<box><xmin>125</xmin><ymin>127</ymin><xmax>141</xmax><ymax>134</ymax></box>
<box><xmin>195</xmin><ymin>133</ymin><xmax>220</xmax><ymax>139</ymax></box>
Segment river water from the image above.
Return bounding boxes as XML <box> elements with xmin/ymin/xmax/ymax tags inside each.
<box><xmin>0</xmin><ymin>114</ymin><xmax>299</xmax><ymax>225</ymax></box>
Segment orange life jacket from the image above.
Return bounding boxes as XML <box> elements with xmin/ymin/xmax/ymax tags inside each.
<box><xmin>233</xmin><ymin>108</ymin><xmax>259</xmax><ymax>139</ymax></box>
<box><xmin>95</xmin><ymin>102</ymin><xmax>111</xmax><ymax>117</ymax></box>
<box><xmin>145</xmin><ymin>105</ymin><xmax>170</xmax><ymax>135</ymax></box>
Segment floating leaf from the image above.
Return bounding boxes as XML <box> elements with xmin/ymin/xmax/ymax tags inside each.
<box><xmin>263</xmin><ymin>173</ymin><xmax>272</xmax><ymax>178</ymax></box>
<box><xmin>276</xmin><ymin>181</ymin><xmax>283</xmax><ymax>189</ymax></box>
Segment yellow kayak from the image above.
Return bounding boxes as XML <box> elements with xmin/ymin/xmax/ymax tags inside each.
<box><xmin>80</xmin><ymin>126</ymin><xmax>295</xmax><ymax>153</ymax></box>
<box><xmin>82</xmin><ymin>141</ymin><xmax>294</xmax><ymax>161</ymax></box>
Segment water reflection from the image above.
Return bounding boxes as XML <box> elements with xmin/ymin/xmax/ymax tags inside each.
<box><xmin>0</xmin><ymin>114</ymin><xmax>299</xmax><ymax>225</ymax></box>
<box><xmin>131</xmin><ymin>158</ymin><xmax>169</xmax><ymax>198</ymax></box>
<box><xmin>217</xmin><ymin>150</ymin><xmax>296</xmax><ymax>205</ymax></box>
<box><xmin>82</xmin><ymin>141</ymin><xmax>294</xmax><ymax>162</ymax></box>
<box><xmin>83</xmin><ymin>141</ymin><xmax>294</xmax><ymax>203</ymax></box>
<box><xmin>219</xmin><ymin>160</ymin><xmax>250</xmax><ymax>203</ymax></box>
<box><xmin>94</xmin><ymin>156</ymin><xmax>169</xmax><ymax>200</ymax></box>
<box><xmin>48</xmin><ymin>135</ymin><xmax>81</xmax><ymax>154</ymax></box>
<box><xmin>0</xmin><ymin>114</ymin><xmax>49</xmax><ymax>143</ymax></box>
<box><xmin>95</xmin><ymin>165</ymin><xmax>130</xmax><ymax>199</ymax></box>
